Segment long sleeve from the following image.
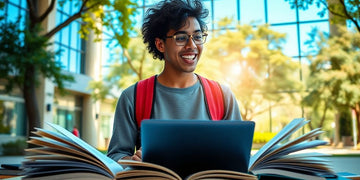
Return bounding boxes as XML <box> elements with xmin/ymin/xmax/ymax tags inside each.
<box><xmin>220</xmin><ymin>84</ymin><xmax>243</xmax><ymax>121</ymax></box>
<box><xmin>107</xmin><ymin>85</ymin><xmax>138</xmax><ymax>162</ymax></box>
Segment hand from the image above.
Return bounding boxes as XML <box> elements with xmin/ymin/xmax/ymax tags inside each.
<box><xmin>119</xmin><ymin>148</ymin><xmax>142</xmax><ymax>162</ymax></box>
<box><xmin>131</xmin><ymin>147</ymin><xmax>142</xmax><ymax>161</ymax></box>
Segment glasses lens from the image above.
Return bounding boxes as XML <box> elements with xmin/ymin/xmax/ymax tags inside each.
<box><xmin>175</xmin><ymin>34</ymin><xmax>188</xmax><ymax>45</ymax></box>
<box><xmin>192</xmin><ymin>32</ymin><xmax>204</xmax><ymax>44</ymax></box>
<box><xmin>173</xmin><ymin>33</ymin><xmax>207</xmax><ymax>46</ymax></box>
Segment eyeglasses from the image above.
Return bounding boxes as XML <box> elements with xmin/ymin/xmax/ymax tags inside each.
<box><xmin>166</xmin><ymin>32</ymin><xmax>208</xmax><ymax>46</ymax></box>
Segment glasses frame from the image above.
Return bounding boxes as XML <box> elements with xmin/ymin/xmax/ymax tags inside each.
<box><xmin>166</xmin><ymin>32</ymin><xmax>208</xmax><ymax>46</ymax></box>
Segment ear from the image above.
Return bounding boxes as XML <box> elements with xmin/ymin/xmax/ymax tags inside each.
<box><xmin>155</xmin><ymin>38</ymin><xmax>165</xmax><ymax>53</ymax></box>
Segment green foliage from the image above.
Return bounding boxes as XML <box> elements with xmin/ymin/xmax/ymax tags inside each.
<box><xmin>305</xmin><ymin>25</ymin><xmax>360</xmax><ymax>109</ymax></box>
<box><xmin>1</xmin><ymin>139</ymin><xmax>27</xmax><ymax>155</ymax></box>
<box><xmin>88</xmin><ymin>35</ymin><xmax>162</xmax><ymax>103</ymax></box>
<box><xmin>57</xmin><ymin>0</ymin><xmax>137</xmax><ymax>48</ymax></box>
<box><xmin>303</xmin><ymin>25</ymin><xmax>360</xmax><ymax>133</ymax></box>
<box><xmin>201</xmin><ymin>18</ymin><xmax>303</xmax><ymax>120</ymax></box>
<box><xmin>285</xmin><ymin>0</ymin><xmax>360</xmax><ymax>33</ymax></box>
<box><xmin>0</xmin><ymin>21</ymin><xmax>74</xmax><ymax>93</ymax></box>
<box><xmin>253</xmin><ymin>132</ymin><xmax>276</xmax><ymax>144</ymax></box>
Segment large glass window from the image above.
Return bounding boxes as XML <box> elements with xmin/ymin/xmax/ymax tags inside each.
<box><xmin>54</xmin><ymin>1</ymin><xmax>85</xmax><ymax>74</ymax></box>
<box><xmin>0</xmin><ymin>98</ymin><xmax>26</xmax><ymax>136</ymax></box>
<box><xmin>53</xmin><ymin>92</ymin><xmax>83</xmax><ymax>134</ymax></box>
<box><xmin>1</xmin><ymin>0</ymin><xmax>28</xmax><ymax>137</ymax></box>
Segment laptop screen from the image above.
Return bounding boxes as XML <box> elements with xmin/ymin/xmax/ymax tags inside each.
<box><xmin>141</xmin><ymin>119</ymin><xmax>255</xmax><ymax>178</ymax></box>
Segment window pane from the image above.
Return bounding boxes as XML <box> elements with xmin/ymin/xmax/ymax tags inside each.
<box><xmin>62</xmin><ymin>0</ymin><xmax>71</xmax><ymax>14</ymax></box>
<box><xmin>214</xmin><ymin>0</ymin><xmax>237</xmax><ymax>29</ymax></box>
<box><xmin>270</xmin><ymin>24</ymin><xmax>299</xmax><ymax>57</ymax></box>
<box><xmin>202</xmin><ymin>1</ymin><xmax>213</xmax><ymax>29</ymax></box>
<box><xmin>7</xmin><ymin>4</ymin><xmax>19</xmax><ymax>23</ymax></box>
<box><xmin>55</xmin><ymin>11</ymin><xmax>62</xmax><ymax>26</ymax></box>
<box><xmin>299</xmin><ymin>3</ymin><xmax>328</xmax><ymax>21</ymax></box>
<box><xmin>61</xmin><ymin>26</ymin><xmax>70</xmax><ymax>46</ymax></box>
<box><xmin>70</xmin><ymin>22</ymin><xmax>79</xmax><ymax>49</ymax></box>
<box><xmin>299</xmin><ymin>22</ymin><xmax>329</xmax><ymax>56</ymax></box>
<box><xmin>133</xmin><ymin>8</ymin><xmax>144</xmax><ymax>31</ymax></box>
<box><xmin>60</xmin><ymin>47</ymin><xmax>69</xmax><ymax>70</ymax></box>
<box><xmin>69</xmin><ymin>50</ymin><xmax>78</xmax><ymax>73</ymax></box>
<box><xmin>20</xmin><ymin>0</ymin><xmax>27</xmax><ymax>9</ymax></box>
<box><xmin>19</xmin><ymin>8</ymin><xmax>26</xmax><ymax>27</ymax></box>
<box><xmin>135</xmin><ymin>0</ymin><xmax>143</xmax><ymax>6</ymax></box>
<box><xmin>267</xmin><ymin>0</ymin><xmax>296</xmax><ymax>23</ymax></box>
<box><xmin>240</xmin><ymin>0</ymin><xmax>265</xmax><ymax>25</ymax></box>
<box><xmin>8</xmin><ymin>0</ymin><xmax>20</xmax><ymax>4</ymax></box>
<box><xmin>144</xmin><ymin>0</ymin><xmax>159</xmax><ymax>6</ymax></box>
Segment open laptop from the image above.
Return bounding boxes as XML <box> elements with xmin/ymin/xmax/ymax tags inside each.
<box><xmin>141</xmin><ymin>119</ymin><xmax>255</xmax><ymax>178</ymax></box>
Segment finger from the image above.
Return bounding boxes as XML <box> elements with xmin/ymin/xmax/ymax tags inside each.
<box><xmin>131</xmin><ymin>154</ymin><xmax>142</xmax><ymax>161</ymax></box>
<box><xmin>135</xmin><ymin>149</ymin><xmax>142</xmax><ymax>158</ymax></box>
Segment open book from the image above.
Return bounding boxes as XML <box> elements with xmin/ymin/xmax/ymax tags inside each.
<box><xmin>22</xmin><ymin>118</ymin><xmax>335</xmax><ymax>180</ymax></box>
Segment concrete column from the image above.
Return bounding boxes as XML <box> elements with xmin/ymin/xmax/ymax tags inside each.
<box><xmin>81</xmin><ymin>16</ymin><xmax>103</xmax><ymax>147</ymax></box>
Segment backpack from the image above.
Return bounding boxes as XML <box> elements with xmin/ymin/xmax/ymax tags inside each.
<box><xmin>134</xmin><ymin>74</ymin><xmax>225</xmax><ymax>128</ymax></box>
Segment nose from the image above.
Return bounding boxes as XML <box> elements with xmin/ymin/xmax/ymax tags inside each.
<box><xmin>184</xmin><ymin>35</ymin><xmax>197</xmax><ymax>49</ymax></box>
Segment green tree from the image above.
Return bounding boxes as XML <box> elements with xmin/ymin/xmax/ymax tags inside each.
<box><xmin>0</xmin><ymin>0</ymin><xmax>137</xmax><ymax>138</ymax></box>
<box><xmin>88</xmin><ymin>35</ymin><xmax>163</xmax><ymax>103</ymax></box>
<box><xmin>304</xmin><ymin>25</ymin><xmax>360</xmax><ymax>143</ymax></box>
<box><xmin>285</xmin><ymin>0</ymin><xmax>360</xmax><ymax>33</ymax></box>
<box><xmin>202</xmin><ymin>20</ymin><xmax>303</xmax><ymax>121</ymax></box>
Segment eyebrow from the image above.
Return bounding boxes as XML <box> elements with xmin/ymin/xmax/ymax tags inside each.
<box><xmin>173</xmin><ymin>30</ymin><xmax>202</xmax><ymax>35</ymax></box>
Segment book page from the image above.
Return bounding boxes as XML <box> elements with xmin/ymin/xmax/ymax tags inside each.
<box><xmin>45</xmin><ymin>122</ymin><xmax>123</xmax><ymax>175</ymax></box>
<box><xmin>249</xmin><ymin>118</ymin><xmax>307</xmax><ymax>169</ymax></box>
<box><xmin>22</xmin><ymin>172</ymin><xmax>111</xmax><ymax>180</ymax></box>
<box><xmin>27</xmin><ymin>130</ymin><xmax>112</xmax><ymax>175</ymax></box>
<box><xmin>27</xmin><ymin>137</ymin><xmax>99</xmax><ymax>164</ymax></box>
<box><xmin>250</xmin><ymin>129</ymin><xmax>326</xmax><ymax>167</ymax></box>
<box><xmin>22</xmin><ymin>159</ymin><xmax>113</xmax><ymax>178</ymax></box>
<box><xmin>186</xmin><ymin>169</ymin><xmax>257</xmax><ymax>180</ymax></box>
<box><xmin>26</xmin><ymin>147</ymin><xmax>108</xmax><ymax>171</ymax></box>
<box><xmin>252</xmin><ymin>154</ymin><xmax>333</xmax><ymax>173</ymax></box>
<box><xmin>116</xmin><ymin>169</ymin><xmax>178</xmax><ymax>180</ymax></box>
<box><xmin>252</xmin><ymin>168</ymin><xmax>327</xmax><ymax>180</ymax></box>
<box><xmin>117</xmin><ymin>160</ymin><xmax>182</xmax><ymax>180</ymax></box>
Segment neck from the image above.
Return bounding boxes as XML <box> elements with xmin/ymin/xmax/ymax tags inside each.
<box><xmin>157</xmin><ymin>72</ymin><xmax>197</xmax><ymax>88</ymax></box>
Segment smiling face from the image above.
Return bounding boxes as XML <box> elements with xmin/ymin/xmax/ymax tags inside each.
<box><xmin>155</xmin><ymin>17</ymin><xmax>204</xmax><ymax>75</ymax></box>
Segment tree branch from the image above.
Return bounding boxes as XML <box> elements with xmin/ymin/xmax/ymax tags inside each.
<box><xmin>38</xmin><ymin>0</ymin><xmax>56</xmax><ymax>23</ymax></box>
<box><xmin>123</xmin><ymin>49</ymin><xmax>140</xmax><ymax>79</ymax></box>
<box><xmin>43</xmin><ymin>0</ymin><xmax>101</xmax><ymax>39</ymax></box>
<box><xmin>319</xmin><ymin>0</ymin><xmax>347</xmax><ymax>19</ymax></box>
<box><xmin>26</xmin><ymin>0</ymin><xmax>38</xmax><ymax>27</ymax></box>
<box><xmin>138</xmin><ymin>48</ymin><xmax>146</xmax><ymax>80</ymax></box>
<box><xmin>338</xmin><ymin>0</ymin><xmax>360</xmax><ymax>32</ymax></box>
<box><xmin>44</xmin><ymin>12</ymin><xmax>82</xmax><ymax>38</ymax></box>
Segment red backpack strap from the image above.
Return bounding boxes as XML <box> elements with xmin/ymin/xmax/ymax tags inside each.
<box><xmin>135</xmin><ymin>75</ymin><xmax>156</xmax><ymax>127</ymax></box>
<box><xmin>198</xmin><ymin>75</ymin><xmax>225</xmax><ymax>120</ymax></box>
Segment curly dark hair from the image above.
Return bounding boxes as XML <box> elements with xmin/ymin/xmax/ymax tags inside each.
<box><xmin>142</xmin><ymin>0</ymin><xmax>209</xmax><ymax>60</ymax></box>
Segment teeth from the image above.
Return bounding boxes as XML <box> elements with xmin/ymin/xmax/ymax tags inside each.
<box><xmin>181</xmin><ymin>55</ymin><xmax>195</xmax><ymax>59</ymax></box>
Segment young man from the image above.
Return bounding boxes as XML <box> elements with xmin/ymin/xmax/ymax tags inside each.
<box><xmin>107</xmin><ymin>0</ymin><xmax>242</xmax><ymax>162</ymax></box>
